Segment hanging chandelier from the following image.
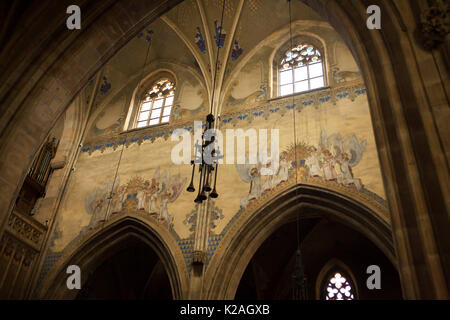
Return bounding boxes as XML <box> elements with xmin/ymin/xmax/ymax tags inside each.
<box><xmin>286</xmin><ymin>0</ymin><xmax>308</xmax><ymax>300</ymax></box>
<box><xmin>186</xmin><ymin>113</ymin><xmax>219</xmax><ymax>203</ymax></box>
<box><xmin>186</xmin><ymin>0</ymin><xmax>225</xmax><ymax>204</ymax></box>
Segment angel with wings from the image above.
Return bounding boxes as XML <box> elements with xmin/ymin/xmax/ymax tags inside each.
<box><xmin>144</xmin><ymin>167</ymin><xmax>163</xmax><ymax>214</ymax></box>
<box><xmin>85</xmin><ymin>181</ymin><xmax>112</xmax><ymax>229</ymax></box>
<box><xmin>158</xmin><ymin>171</ymin><xmax>187</xmax><ymax>226</ymax></box>
<box><xmin>306</xmin><ymin>146</ymin><xmax>322</xmax><ymax>178</ymax></box>
<box><xmin>275</xmin><ymin>151</ymin><xmax>290</xmax><ymax>185</ymax></box>
<box><xmin>319</xmin><ymin>130</ymin><xmax>366</xmax><ymax>189</ymax></box>
<box><xmin>236</xmin><ymin>162</ymin><xmax>263</xmax><ymax>208</ymax></box>
<box><xmin>110</xmin><ymin>177</ymin><xmax>126</xmax><ymax>214</ymax></box>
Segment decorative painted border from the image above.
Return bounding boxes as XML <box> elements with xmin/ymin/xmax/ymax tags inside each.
<box><xmin>220</xmin><ymin>82</ymin><xmax>366</xmax><ymax>126</ymax></box>
<box><xmin>81</xmin><ymin>82</ymin><xmax>367</xmax><ymax>155</ymax></box>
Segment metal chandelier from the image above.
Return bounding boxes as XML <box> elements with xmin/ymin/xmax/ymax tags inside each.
<box><xmin>186</xmin><ymin>0</ymin><xmax>226</xmax><ymax>203</ymax></box>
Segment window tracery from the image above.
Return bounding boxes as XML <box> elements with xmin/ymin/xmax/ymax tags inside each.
<box><xmin>279</xmin><ymin>43</ymin><xmax>324</xmax><ymax>96</ymax></box>
<box><xmin>324</xmin><ymin>272</ymin><xmax>355</xmax><ymax>300</ymax></box>
<box><xmin>135</xmin><ymin>78</ymin><xmax>175</xmax><ymax>128</ymax></box>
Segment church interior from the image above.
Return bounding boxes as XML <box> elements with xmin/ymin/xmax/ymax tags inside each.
<box><xmin>0</xmin><ymin>0</ymin><xmax>448</xmax><ymax>300</ymax></box>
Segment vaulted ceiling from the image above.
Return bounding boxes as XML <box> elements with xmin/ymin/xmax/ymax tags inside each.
<box><xmin>98</xmin><ymin>0</ymin><xmax>329</xmax><ymax>115</ymax></box>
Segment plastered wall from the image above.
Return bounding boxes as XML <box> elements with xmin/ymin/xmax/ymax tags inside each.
<box><xmin>37</xmin><ymin>7</ymin><xmax>388</xmax><ymax>282</ymax></box>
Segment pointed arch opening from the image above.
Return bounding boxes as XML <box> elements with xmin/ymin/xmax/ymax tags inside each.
<box><xmin>40</xmin><ymin>216</ymin><xmax>188</xmax><ymax>299</ymax></box>
<box><xmin>204</xmin><ymin>184</ymin><xmax>402</xmax><ymax>299</ymax></box>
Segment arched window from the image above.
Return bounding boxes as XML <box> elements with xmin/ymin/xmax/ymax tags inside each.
<box><xmin>316</xmin><ymin>259</ymin><xmax>358</xmax><ymax>300</ymax></box>
<box><xmin>279</xmin><ymin>43</ymin><xmax>324</xmax><ymax>96</ymax></box>
<box><xmin>134</xmin><ymin>78</ymin><xmax>175</xmax><ymax>128</ymax></box>
<box><xmin>324</xmin><ymin>271</ymin><xmax>355</xmax><ymax>300</ymax></box>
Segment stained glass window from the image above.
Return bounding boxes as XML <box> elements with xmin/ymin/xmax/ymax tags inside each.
<box><xmin>324</xmin><ymin>272</ymin><xmax>355</xmax><ymax>300</ymax></box>
<box><xmin>279</xmin><ymin>43</ymin><xmax>324</xmax><ymax>96</ymax></box>
<box><xmin>135</xmin><ymin>79</ymin><xmax>175</xmax><ymax>128</ymax></box>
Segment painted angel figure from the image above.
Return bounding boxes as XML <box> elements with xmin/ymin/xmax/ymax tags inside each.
<box><xmin>325</xmin><ymin>132</ymin><xmax>343</xmax><ymax>158</ymax></box>
<box><xmin>338</xmin><ymin>152</ymin><xmax>362</xmax><ymax>189</ymax></box>
<box><xmin>261</xmin><ymin>147</ymin><xmax>282</xmax><ymax>194</ymax></box>
<box><xmin>143</xmin><ymin>178</ymin><xmax>157</xmax><ymax>213</ymax></box>
<box><xmin>261</xmin><ymin>160</ymin><xmax>275</xmax><ymax>195</ymax></box>
<box><xmin>306</xmin><ymin>146</ymin><xmax>322</xmax><ymax>178</ymax></box>
<box><xmin>321</xmin><ymin>130</ymin><xmax>366</xmax><ymax>189</ymax></box>
<box><xmin>338</xmin><ymin>134</ymin><xmax>366</xmax><ymax>190</ymax></box>
<box><xmin>274</xmin><ymin>151</ymin><xmax>289</xmax><ymax>185</ymax></box>
<box><xmin>343</xmin><ymin>135</ymin><xmax>367</xmax><ymax>168</ymax></box>
<box><xmin>110</xmin><ymin>178</ymin><xmax>126</xmax><ymax>213</ymax></box>
<box><xmin>321</xmin><ymin>149</ymin><xmax>337</xmax><ymax>181</ymax></box>
<box><xmin>137</xmin><ymin>180</ymin><xmax>149</xmax><ymax>210</ymax></box>
<box><xmin>146</xmin><ymin>168</ymin><xmax>163</xmax><ymax>215</ymax></box>
<box><xmin>85</xmin><ymin>182</ymin><xmax>111</xmax><ymax>229</ymax></box>
<box><xmin>148</xmin><ymin>183</ymin><xmax>162</xmax><ymax>214</ymax></box>
<box><xmin>158</xmin><ymin>172</ymin><xmax>187</xmax><ymax>226</ymax></box>
<box><xmin>236</xmin><ymin>162</ymin><xmax>262</xmax><ymax>208</ymax></box>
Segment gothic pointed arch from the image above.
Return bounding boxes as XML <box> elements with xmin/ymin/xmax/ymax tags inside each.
<box><xmin>203</xmin><ymin>183</ymin><xmax>396</xmax><ymax>299</ymax></box>
<box><xmin>38</xmin><ymin>215</ymin><xmax>189</xmax><ymax>299</ymax></box>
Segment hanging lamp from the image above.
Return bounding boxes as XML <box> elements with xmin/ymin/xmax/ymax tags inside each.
<box><xmin>287</xmin><ymin>0</ymin><xmax>308</xmax><ymax>300</ymax></box>
<box><xmin>186</xmin><ymin>1</ymin><xmax>226</xmax><ymax>203</ymax></box>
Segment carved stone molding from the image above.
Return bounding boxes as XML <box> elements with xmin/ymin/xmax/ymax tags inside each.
<box><xmin>192</xmin><ymin>250</ymin><xmax>207</xmax><ymax>265</ymax></box>
<box><xmin>418</xmin><ymin>0</ymin><xmax>449</xmax><ymax>50</ymax></box>
<box><xmin>50</xmin><ymin>156</ymin><xmax>67</xmax><ymax>170</ymax></box>
<box><xmin>0</xmin><ymin>233</ymin><xmax>37</xmax><ymax>267</ymax></box>
<box><xmin>5</xmin><ymin>211</ymin><xmax>47</xmax><ymax>251</ymax></box>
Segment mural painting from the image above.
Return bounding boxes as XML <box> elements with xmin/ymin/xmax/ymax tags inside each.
<box><xmin>195</xmin><ymin>27</ymin><xmax>206</xmax><ymax>53</ymax></box>
<box><xmin>85</xmin><ymin>167</ymin><xmax>187</xmax><ymax>229</ymax></box>
<box><xmin>231</xmin><ymin>40</ymin><xmax>243</xmax><ymax>60</ymax></box>
<box><xmin>31</xmin><ymin>1</ymin><xmax>395</xmax><ymax>292</ymax></box>
<box><xmin>236</xmin><ymin>130</ymin><xmax>367</xmax><ymax>208</ymax></box>
<box><xmin>214</xmin><ymin>20</ymin><xmax>226</xmax><ymax>48</ymax></box>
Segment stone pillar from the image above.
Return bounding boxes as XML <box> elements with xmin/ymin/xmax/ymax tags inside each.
<box><xmin>188</xmin><ymin>196</ymin><xmax>215</xmax><ymax>299</ymax></box>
